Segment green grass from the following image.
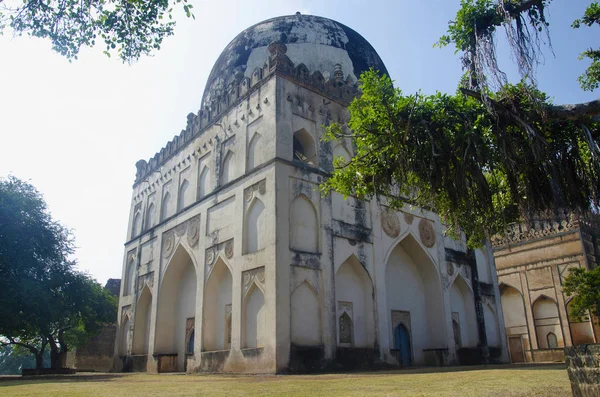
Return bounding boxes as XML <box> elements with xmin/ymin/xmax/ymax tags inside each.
<box><xmin>0</xmin><ymin>364</ymin><xmax>571</xmax><ymax>397</ymax></box>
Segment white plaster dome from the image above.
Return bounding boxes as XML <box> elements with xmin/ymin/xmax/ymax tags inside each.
<box><xmin>201</xmin><ymin>13</ymin><xmax>388</xmax><ymax>110</ymax></box>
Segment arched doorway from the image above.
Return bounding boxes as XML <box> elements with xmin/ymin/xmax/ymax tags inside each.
<box><xmin>385</xmin><ymin>234</ymin><xmax>445</xmax><ymax>365</ymax></box>
<box><xmin>132</xmin><ymin>286</ymin><xmax>152</xmax><ymax>354</ymax></box>
<box><xmin>154</xmin><ymin>245</ymin><xmax>197</xmax><ymax>371</ymax></box>
<box><xmin>394</xmin><ymin>323</ymin><xmax>412</xmax><ymax>367</ymax></box>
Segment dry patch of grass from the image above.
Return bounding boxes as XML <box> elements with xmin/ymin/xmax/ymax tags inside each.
<box><xmin>0</xmin><ymin>364</ymin><xmax>570</xmax><ymax>397</ymax></box>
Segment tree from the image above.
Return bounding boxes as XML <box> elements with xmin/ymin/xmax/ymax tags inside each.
<box><xmin>562</xmin><ymin>266</ymin><xmax>600</xmax><ymax>320</ymax></box>
<box><xmin>0</xmin><ymin>0</ymin><xmax>194</xmax><ymax>62</ymax></box>
<box><xmin>0</xmin><ymin>176</ymin><xmax>117</xmax><ymax>369</ymax></box>
<box><xmin>321</xmin><ymin>1</ymin><xmax>600</xmax><ymax>247</ymax></box>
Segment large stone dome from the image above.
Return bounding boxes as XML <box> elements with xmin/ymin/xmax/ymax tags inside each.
<box><xmin>201</xmin><ymin>14</ymin><xmax>388</xmax><ymax>109</ymax></box>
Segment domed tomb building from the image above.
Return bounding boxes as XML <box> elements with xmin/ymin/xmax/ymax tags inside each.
<box><xmin>115</xmin><ymin>14</ymin><xmax>508</xmax><ymax>373</ymax></box>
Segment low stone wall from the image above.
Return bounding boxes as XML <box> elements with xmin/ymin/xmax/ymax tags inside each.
<box><xmin>532</xmin><ymin>348</ymin><xmax>565</xmax><ymax>363</ymax></box>
<box><xmin>565</xmin><ymin>344</ymin><xmax>600</xmax><ymax>397</ymax></box>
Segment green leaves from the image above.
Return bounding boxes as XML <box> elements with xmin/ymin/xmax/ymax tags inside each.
<box><xmin>1</xmin><ymin>0</ymin><xmax>195</xmax><ymax>63</ymax></box>
<box><xmin>321</xmin><ymin>70</ymin><xmax>600</xmax><ymax>248</ymax></box>
<box><xmin>572</xmin><ymin>2</ymin><xmax>600</xmax><ymax>91</ymax></box>
<box><xmin>562</xmin><ymin>266</ymin><xmax>600</xmax><ymax>320</ymax></box>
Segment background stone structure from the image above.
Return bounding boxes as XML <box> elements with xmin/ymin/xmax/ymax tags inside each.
<box><xmin>115</xmin><ymin>14</ymin><xmax>508</xmax><ymax>374</ymax></box>
<box><xmin>493</xmin><ymin>212</ymin><xmax>600</xmax><ymax>363</ymax></box>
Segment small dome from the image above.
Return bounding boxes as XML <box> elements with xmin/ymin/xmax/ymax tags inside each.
<box><xmin>201</xmin><ymin>14</ymin><xmax>388</xmax><ymax>110</ymax></box>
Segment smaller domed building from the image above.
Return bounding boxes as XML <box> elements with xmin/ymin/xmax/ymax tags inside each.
<box><xmin>116</xmin><ymin>14</ymin><xmax>508</xmax><ymax>373</ymax></box>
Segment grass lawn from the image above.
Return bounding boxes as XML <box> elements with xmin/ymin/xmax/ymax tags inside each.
<box><xmin>0</xmin><ymin>364</ymin><xmax>571</xmax><ymax>397</ymax></box>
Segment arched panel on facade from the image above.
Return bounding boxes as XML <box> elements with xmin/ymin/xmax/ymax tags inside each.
<box><xmin>533</xmin><ymin>296</ymin><xmax>563</xmax><ymax>349</ymax></box>
<box><xmin>145</xmin><ymin>203</ymin><xmax>155</xmax><ymax>230</ymax></box>
<box><xmin>154</xmin><ymin>245</ymin><xmax>197</xmax><ymax>370</ymax></box>
<box><xmin>385</xmin><ymin>234</ymin><xmax>445</xmax><ymax>365</ymax></box>
<box><xmin>198</xmin><ymin>166</ymin><xmax>211</xmax><ymax>199</ymax></box>
<box><xmin>449</xmin><ymin>276</ymin><xmax>478</xmax><ymax>348</ymax></box>
<box><xmin>247</xmin><ymin>132</ymin><xmax>262</xmax><ymax>171</ymax></box>
<box><xmin>203</xmin><ymin>257</ymin><xmax>233</xmax><ymax>351</ymax></box>
<box><xmin>499</xmin><ymin>284</ymin><xmax>527</xmax><ymax>331</ymax></box>
<box><xmin>567</xmin><ymin>299</ymin><xmax>596</xmax><ymax>345</ymax></box>
<box><xmin>289</xmin><ymin>195</ymin><xmax>319</xmax><ymax>253</ymax></box>
<box><xmin>242</xmin><ymin>283</ymin><xmax>266</xmax><ymax>349</ymax></box>
<box><xmin>335</xmin><ymin>254</ymin><xmax>375</xmax><ymax>347</ymax></box>
<box><xmin>161</xmin><ymin>192</ymin><xmax>172</xmax><ymax>221</ymax></box>
<box><xmin>178</xmin><ymin>179</ymin><xmax>190</xmax><ymax>211</ymax></box>
<box><xmin>291</xmin><ymin>281</ymin><xmax>322</xmax><ymax>346</ymax></box>
<box><xmin>484</xmin><ymin>303</ymin><xmax>501</xmax><ymax>347</ymax></box>
<box><xmin>332</xmin><ymin>144</ymin><xmax>351</xmax><ymax>165</ymax></box>
<box><xmin>220</xmin><ymin>151</ymin><xmax>235</xmax><ymax>186</ymax></box>
<box><xmin>244</xmin><ymin>198</ymin><xmax>265</xmax><ymax>254</ymax></box>
<box><xmin>132</xmin><ymin>211</ymin><xmax>141</xmax><ymax>239</ymax></box>
<box><xmin>293</xmin><ymin>128</ymin><xmax>317</xmax><ymax>165</ymax></box>
<box><xmin>124</xmin><ymin>259</ymin><xmax>135</xmax><ymax>297</ymax></box>
<box><xmin>120</xmin><ymin>315</ymin><xmax>131</xmax><ymax>356</ymax></box>
<box><xmin>132</xmin><ymin>286</ymin><xmax>152</xmax><ymax>354</ymax></box>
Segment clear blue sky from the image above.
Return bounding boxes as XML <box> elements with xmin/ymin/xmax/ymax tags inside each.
<box><xmin>0</xmin><ymin>0</ymin><xmax>596</xmax><ymax>284</ymax></box>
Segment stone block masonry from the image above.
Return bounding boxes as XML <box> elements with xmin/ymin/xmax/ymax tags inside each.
<box><xmin>565</xmin><ymin>344</ymin><xmax>600</xmax><ymax>397</ymax></box>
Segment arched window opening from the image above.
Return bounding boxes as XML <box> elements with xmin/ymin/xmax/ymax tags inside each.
<box><xmin>145</xmin><ymin>203</ymin><xmax>155</xmax><ymax>230</ymax></box>
<box><xmin>161</xmin><ymin>192</ymin><xmax>171</xmax><ymax>221</ymax></box>
<box><xmin>198</xmin><ymin>166</ymin><xmax>210</xmax><ymax>199</ymax></box>
<box><xmin>178</xmin><ymin>180</ymin><xmax>190</xmax><ymax>211</ymax></box>
<box><xmin>339</xmin><ymin>312</ymin><xmax>353</xmax><ymax>345</ymax></box>
<box><xmin>293</xmin><ymin>129</ymin><xmax>317</xmax><ymax>165</ymax></box>
<box><xmin>547</xmin><ymin>332</ymin><xmax>558</xmax><ymax>349</ymax></box>
<box><xmin>132</xmin><ymin>211</ymin><xmax>141</xmax><ymax>239</ymax></box>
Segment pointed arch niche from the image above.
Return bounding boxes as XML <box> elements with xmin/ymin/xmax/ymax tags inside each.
<box><xmin>291</xmin><ymin>281</ymin><xmax>321</xmax><ymax>346</ymax></box>
<box><xmin>161</xmin><ymin>192</ymin><xmax>172</xmax><ymax>221</ymax></box>
<box><xmin>335</xmin><ymin>255</ymin><xmax>375</xmax><ymax>347</ymax></box>
<box><xmin>120</xmin><ymin>315</ymin><xmax>131</xmax><ymax>356</ymax></box>
<box><xmin>385</xmin><ymin>234</ymin><xmax>445</xmax><ymax>364</ymax></box>
<box><xmin>220</xmin><ymin>151</ymin><xmax>235</xmax><ymax>186</ymax></box>
<box><xmin>132</xmin><ymin>211</ymin><xmax>141</xmax><ymax>239</ymax></box>
<box><xmin>247</xmin><ymin>132</ymin><xmax>262</xmax><ymax>171</ymax></box>
<box><xmin>197</xmin><ymin>166</ymin><xmax>211</xmax><ymax>200</ymax></box>
<box><xmin>244</xmin><ymin>198</ymin><xmax>266</xmax><ymax>254</ymax></box>
<box><xmin>203</xmin><ymin>257</ymin><xmax>233</xmax><ymax>351</ymax></box>
<box><xmin>533</xmin><ymin>296</ymin><xmax>563</xmax><ymax>349</ymax></box>
<box><xmin>145</xmin><ymin>203</ymin><xmax>155</xmax><ymax>230</ymax></box>
<box><xmin>154</xmin><ymin>245</ymin><xmax>197</xmax><ymax>370</ymax></box>
<box><xmin>178</xmin><ymin>179</ymin><xmax>190</xmax><ymax>211</ymax></box>
<box><xmin>242</xmin><ymin>282</ymin><xmax>266</xmax><ymax>348</ymax></box>
<box><xmin>132</xmin><ymin>286</ymin><xmax>152</xmax><ymax>354</ymax></box>
<box><xmin>449</xmin><ymin>276</ymin><xmax>478</xmax><ymax>348</ymax></box>
<box><xmin>293</xmin><ymin>128</ymin><xmax>317</xmax><ymax>165</ymax></box>
<box><xmin>483</xmin><ymin>302</ymin><xmax>501</xmax><ymax>347</ymax></box>
<box><xmin>289</xmin><ymin>195</ymin><xmax>319</xmax><ymax>253</ymax></box>
<box><xmin>500</xmin><ymin>284</ymin><xmax>527</xmax><ymax>333</ymax></box>
<box><xmin>567</xmin><ymin>299</ymin><xmax>595</xmax><ymax>345</ymax></box>
<box><xmin>124</xmin><ymin>259</ymin><xmax>135</xmax><ymax>297</ymax></box>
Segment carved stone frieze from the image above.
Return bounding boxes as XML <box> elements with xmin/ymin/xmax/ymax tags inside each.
<box><xmin>162</xmin><ymin>215</ymin><xmax>201</xmax><ymax>259</ymax></box>
<box><xmin>225</xmin><ymin>240</ymin><xmax>234</xmax><ymax>259</ymax></box>
<box><xmin>381</xmin><ymin>208</ymin><xmax>400</xmax><ymax>238</ymax></box>
<box><xmin>418</xmin><ymin>218</ymin><xmax>436</xmax><ymax>248</ymax></box>
<box><xmin>205</xmin><ymin>239</ymin><xmax>234</xmax><ymax>274</ymax></box>
<box><xmin>243</xmin><ymin>266</ymin><xmax>265</xmax><ymax>296</ymax></box>
<box><xmin>137</xmin><ymin>272</ymin><xmax>154</xmax><ymax>292</ymax></box>
<box><xmin>245</xmin><ymin>179</ymin><xmax>267</xmax><ymax>202</ymax></box>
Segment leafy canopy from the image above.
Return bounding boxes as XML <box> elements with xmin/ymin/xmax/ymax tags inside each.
<box><xmin>321</xmin><ymin>71</ymin><xmax>600</xmax><ymax>247</ymax></box>
<box><xmin>0</xmin><ymin>0</ymin><xmax>194</xmax><ymax>62</ymax></box>
<box><xmin>562</xmin><ymin>266</ymin><xmax>600</xmax><ymax>320</ymax></box>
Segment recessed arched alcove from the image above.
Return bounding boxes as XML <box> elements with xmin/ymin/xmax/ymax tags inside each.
<box><xmin>203</xmin><ymin>257</ymin><xmax>233</xmax><ymax>351</ymax></box>
<box><xmin>244</xmin><ymin>198</ymin><xmax>265</xmax><ymax>254</ymax></box>
<box><xmin>124</xmin><ymin>259</ymin><xmax>135</xmax><ymax>297</ymax></box>
<box><xmin>385</xmin><ymin>233</ymin><xmax>446</xmax><ymax>365</ymax></box>
<box><xmin>242</xmin><ymin>283</ymin><xmax>266</xmax><ymax>349</ymax></box>
<box><xmin>220</xmin><ymin>151</ymin><xmax>235</xmax><ymax>186</ymax></box>
<box><xmin>247</xmin><ymin>132</ymin><xmax>262</xmax><ymax>171</ymax></box>
<box><xmin>120</xmin><ymin>315</ymin><xmax>131</xmax><ymax>356</ymax></box>
<box><xmin>161</xmin><ymin>192</ymin><xmax>171</xmax><ymax>221</ymax></box>
<box><xmin>197</xmin><ymin>166</ymin><xmax>210</xmax><ymax>199</ymax></box>
<box><xmin>335</xmin><ymin>254</ymin><xmax>375</xmax><ymax>347</ymax></box>
<box><xmin>289</xmin><ymin>195</ymin><xmax>319</xmax><ymax>253</ymax></box>
<box><xmin>145</xmin><ymin>203</ymin><xmax>155</xmax><ymax>230</ymax></box>
<box><xmin>154</xmin><ymin>245</ymin><xmax>197</xmax><ymax>371</ymax></box>
<box><xmin>532</xmin><ymin>295</ymin><xmax>563</xmax><ymax>349</ymax></box>
<box><xmin>132</xmin><ymin>286</ymin><xmax>152</xmax><ymax>354</ymax></box>
<box><xmin>290</xmin><ymin>281</ymin><xmax>322</xmax><ymax>346</ymax></box>
<box><xmin>449</xmin><ymin>275</ymin><xmax>478</xmax><ymax>348</ymax></box>
<box><xmin>178</xmin><ymin>179</ymin><xmax>190</xmax><ymax>211</ymax></box>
